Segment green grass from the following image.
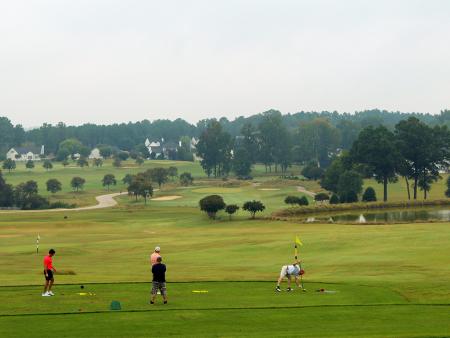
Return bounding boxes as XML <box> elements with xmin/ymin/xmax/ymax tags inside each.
<box><xmin>0</xmin><ymin>163</ymin><xmax>449</xmax><ymax>337</ymax></box>
<box><xmin>0</xmin><ymin>202</ymin><xmax>449</xmax><ymax>337</ymax></box>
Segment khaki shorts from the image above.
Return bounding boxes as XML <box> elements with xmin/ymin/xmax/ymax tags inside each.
<box><xmin>151</xmin><ymin>281</ymin><xmax>167</xmax><ymax>296</ymax></box>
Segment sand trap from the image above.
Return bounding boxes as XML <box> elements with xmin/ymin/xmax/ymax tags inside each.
<box><xmin>151</xmin><ymin>195</ymin><xmax>182</xmax><ymax>201</ymax></box>
<box><xmin>258</xmin><ymin>188</ymin><xmax>281</xmax><ymax>191</ymax></box>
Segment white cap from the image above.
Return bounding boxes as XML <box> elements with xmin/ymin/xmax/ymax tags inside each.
<box><xmin>154</xmin><ymin>246</ymin><xmax>161</xmax><ymax>252</ymax></box>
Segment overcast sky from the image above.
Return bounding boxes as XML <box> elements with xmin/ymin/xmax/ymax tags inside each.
<box><xmin>0</xmin><ymin>0</ymin><xmax>449</xmax><ymax>127</ymax></box>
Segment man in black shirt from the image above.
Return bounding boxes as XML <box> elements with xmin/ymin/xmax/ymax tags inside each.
<box><xmin>150</xmin><ymin>256</ymin><xmax>167</xmax><ymax>304</ymax></box>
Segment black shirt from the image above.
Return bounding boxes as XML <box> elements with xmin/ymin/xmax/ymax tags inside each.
<box><xmin>152</xmin><ymin>263</ymin><xmax>166</xmax><ymax>282</ymax></box>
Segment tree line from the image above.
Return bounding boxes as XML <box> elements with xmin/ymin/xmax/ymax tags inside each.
<box><xmin>1</xmin><ymin>109</ymin><xmax>449</xmax><ymax>159</ymax></box>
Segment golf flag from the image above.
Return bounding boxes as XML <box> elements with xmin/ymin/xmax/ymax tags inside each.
<box><xmin>294</xmin><ymin>235</ymin><xmax>303</xmax><ymax>260</ymax></box>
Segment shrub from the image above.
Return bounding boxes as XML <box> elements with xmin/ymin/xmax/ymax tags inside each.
<box><xmin>301</xmin><ymin>162</ymin><xmax>324</xmax><ymax>180</ymax></box>
<box><xmin>199</xmin><ymin>195</ymin><xmax>226</xmax><ymax>219</ymax></box>
<box><xmin>362</xmin><ymin>187</ymin><xmax>377</xmax><ymax>202</ymax></box>
<box><xmin>314</xmin><ymin>193</ymin><xmax>330</xmax><ymax>203</ymax></box>
<box><xmin>329</xmin><ymin>194</ymin><xmax>340</xmax><ymax>204</ymax></box>
<box><xmin>48</xmin><ymin>201</ymin><xmax>76</xmax><ymax>209</ymax></box>
<box><xmin>242</xmin><ymin>200</ymin><xmax>265</xmax><ymax>219</ymax></box>
<box><xmin>180</xmin><ymin>172</ymin><xmax>194</xmax><ymax>186</ymax></box>
<box><xmin>340</xmin><ymin>191</ymin><xmax>358</xmax><ymax>203</ymax></box>
<box><xmin>298</xmin><ymin>196</ymin><xmax>309</xmax><ymax>206</ymax></box>
<box><xmin>285</xmin><ymin>196</ymin><xmax>300</xmax><ymax>205</ymax></box>
<box><xmin>225</xmin><ymin>204</ymin><xmax>240</xmax><ymax>220</ymax></box>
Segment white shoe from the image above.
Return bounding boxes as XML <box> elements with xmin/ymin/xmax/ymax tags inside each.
<box><xmin>42</xmin><ymin>292</ymin><xmax>51</xmax><ymax>297</ymax></box>
<box><xmin>48</xmin><ymin>291</ymin><xmax>54</xmax><ymax>296</ymax></box>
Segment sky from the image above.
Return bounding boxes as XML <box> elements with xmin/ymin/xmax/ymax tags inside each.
<box><xmin>0</xmin><ymin>0</ymin><xmax>449</xmax><ymax>127</ymax></box>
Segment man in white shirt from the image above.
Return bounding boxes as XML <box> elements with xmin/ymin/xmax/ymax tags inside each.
<box><xmin>276</xmin><ymin>261</ymin><xmax>303</xmax><ymax>292</ymax></box>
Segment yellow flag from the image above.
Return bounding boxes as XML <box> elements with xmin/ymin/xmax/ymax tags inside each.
<box><xmin>295</xmin><ymin>236</ymin><xmax>303</xmax><ymax>246</ymax></box>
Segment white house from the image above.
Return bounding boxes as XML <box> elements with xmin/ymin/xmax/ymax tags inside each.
<box><xmin>145</xmin><ymin>138</ymin><xmax>163</xmax><ymax>157</ymax></box>
<box><xmin>88</xmin><ymin>148</ymin><xmax>103</xmax><ymax>159</ymax></box>
<box><xmin>6</xmin><ymin>145</ymin><xmax>44</xmax><ymax>161</ymax></box>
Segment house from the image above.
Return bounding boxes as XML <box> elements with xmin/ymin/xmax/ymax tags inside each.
<box><xmin>88</xmin><ymin>148</ymin><xmax>103</xmax><ymax>159</ymax></box>
<box><xmin>145</xmin><ymin>138</ymin><xmax>163</xmax><ymax>158</ymax></box>
<box><xmin>6</xmin><ymin>145</ymin><xmax>44</xmax><ymax>161</ymax></box>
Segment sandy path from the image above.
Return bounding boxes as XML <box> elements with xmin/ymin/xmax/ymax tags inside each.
<box><xmin>297</xmin><ymin>186</ymin><xmax>317</xmax><ymax>197</ymax></box>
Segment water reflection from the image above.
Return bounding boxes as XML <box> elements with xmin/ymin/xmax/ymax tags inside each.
<box><xmin>306</xmin><ymin>208</ymin><xmax>450</xmax><ymax>223</ymax></box>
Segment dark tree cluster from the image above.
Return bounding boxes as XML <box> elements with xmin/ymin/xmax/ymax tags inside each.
<box><xmin>0</xmin><ymin>172</ymin><xmax>66</xmax><ymax>210</ymax></box>
<box><xmin>199</xmin><ymin>195</ymin><xmax>265</xmax><ymax>219</ymax></box>
<box><xmin>321</xmin><ymin>117</ymin><xmax>450</xmax><ymax>202</ymax></box>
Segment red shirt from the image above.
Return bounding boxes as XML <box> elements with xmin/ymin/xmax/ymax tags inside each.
<box><xmin>44</xmin><ymin>255</ymin><xmax>53</xmax><ymax>270</ymax></box>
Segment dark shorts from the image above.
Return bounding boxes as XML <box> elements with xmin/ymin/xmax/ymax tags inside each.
<box><xmin>151</xmin><ymin>281</ymin><xmax>167</xmax><ymax>296</ymax></box>
<box><xmin>44</xmin><ymin>269</ymin><xmax>53</xmax><ymax>281</ymax></box>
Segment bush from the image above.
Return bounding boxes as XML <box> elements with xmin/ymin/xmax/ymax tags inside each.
<box><xmin>242</xmin><ymin>200</ymin><xmax>266</xmax><ymax>219</ymax></box>
<box><xmin>199</xmin><ymin>195</ymin><xmax>226</xmax><ymax>219</ymax></box>
<box><xmin>314</xmin><ymin>193</ymin><xmax>330</xmax><ymax>203</ymax></box>
<box><xmin>362</xmin><ymin>187</ymin><xmax>377</xmax><ymax>202</ymax></box>
<box><xmin>21</xmin><ymin>195</ymin><xmax>49</xmax><ymax>210</ymax></box>
<box><xmin>329</xmin><ymin>194</ymin><xmax>340</xmax><ymax>204</ymax></box>
<box><xmin>225</xmin><ymin>204</ymin><xmax>240</xmax><ymax>220</ymax></box>
<box><xmin>180</xmin><ymin>172</ymin><xmax>194</xmax><ymax>186</ymax></box>
<box><xmin>48</xmin><ymin>201</ymin><xmax>76</xmax><ymax>209</ymax></box>
<box><xmin>340</xmin><ymin>191</ymin><xmax>358</xmax><ymax>203</ymax></box>
<box><xmin>298</xmin><ymin>196</ymin><xmax>309</xmax><ymax>206</ymax></box>
<box><xmin>285</xmin><ymin>196</ymin><xmax>300</xmax><ymax>205</ymax></box>
<box><xmin>301</xmin><ymin>163</ymin><xmax>324</xmax><ymax>180</ymax></box>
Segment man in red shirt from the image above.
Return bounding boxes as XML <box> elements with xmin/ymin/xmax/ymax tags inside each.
<box><xmin>43</xmin><ymin>249</ymin><xmax>56</xmax><ymax>297</ymax></box>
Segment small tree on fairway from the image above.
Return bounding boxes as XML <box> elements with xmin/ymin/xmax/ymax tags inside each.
<box><xmin>329</xmin><ymin>194</ymin><xmax>340</xmax><ymax>204</ymax></box>
<box><xmin>2</xmin><ymin>159</ymin><xmax>16</xmax><ymax>173</ymax></box>
<box><xmin>77</xmin><ymin>157</ymin><xmax>89</xmax><ymax>168</ymax></box>
<box><xmin>199</xmin><ymin>195</ymin><xmax>226</xmax><ymax>219</ymax></box>
<box><xmin>446</xmin><ymin>176</ymin><xmax>450</xmax><ymax>198</ymax></box>
<box><xmin>25</xmin><ymin>160</ymin><xmax>35</xmax><ymax>170</ymax></box>
<box><xmin>180</xmin><ymin>172</ymin><xmax>194</xmax><ymax>186</ymax></box>
<box><xmin>362</xmin><ymin>187</ymin><xmax>377</xmax><ymax>202</ymax></box>
<box><xmin>43</xmin><ymin>160</ymin><xmax>53</xmax><ymax>171</ymax></box>
<box><xmin>168</xmin><ymin>166</ymin><xmax>178</xmax><ymax>180</ymax></box>
<box><xmin>147</xmin><ymin>168</ymin><xmax>169</xmax><ymax>189</ymax></box>
<box><xmin>314</xmin><ymin>193</ymin><xmax>330</xmax><ymax>204</ymax></box>
<box><xmin>102</xmin><ymin>174</ymin><xmax>117</xmax><ymax>191</ymax></box>
<box><xmin>62</xmin><ymin>159</ymin><xmax>70</xmax><ymax>167</ymax></box>
<box><xmin>93</xmin><ymin>158</ymin><xmax>103</xmax><ymax>167</ymax></box>
<box><xmin>225</xmin><ymin>204</ymin><xmax>239</xmax><ymax>220</ymax></box>
<box><xmin>285</xmin><ymin>196</ymin><xmax>300</xmax><ymax>206</ymax></box>
<box><xmin>71</xmin><ymin>177</ymin><xmax>86</xmax><ymax>192</ymax></box>
<box><xmin>243</xmin><ymin>200</ymin><xmax>265</xmax><ymax>219</ymax></box>
<box><xmin>46</xmin><ymin>179</ymin><xmax>62</xmax><ymax>194</ymax></box>
<box><xmin>127</xmin><ymin>173</ymin><xmax>153</xmax><ymax>204</ymax></box>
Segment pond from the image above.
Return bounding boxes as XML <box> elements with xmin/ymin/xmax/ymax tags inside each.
<box><xmin>304</xmin><ymin>208</ymin><xmax>450</xmax><ymax>224</ymax></box>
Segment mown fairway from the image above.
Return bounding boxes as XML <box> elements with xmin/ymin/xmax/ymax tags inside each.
<box><xmin>0</xmin><ymin>162</ymin><xmax>449</xmax><ymax>337</ymax></box>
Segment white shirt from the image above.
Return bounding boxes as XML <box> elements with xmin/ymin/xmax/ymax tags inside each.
<box><xmin>287</xmin><ymin>265</ymin><xmax>300</xmax><ymax>275</ymax></box>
